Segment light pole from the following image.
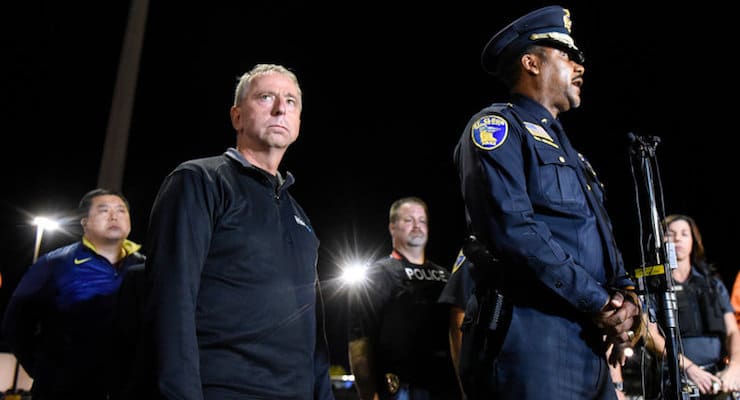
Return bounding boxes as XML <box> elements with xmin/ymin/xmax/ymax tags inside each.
<box><xmin>7</xmin><ymin>216</ymin><xmax>60</xmax><ymax>396</ymax></box>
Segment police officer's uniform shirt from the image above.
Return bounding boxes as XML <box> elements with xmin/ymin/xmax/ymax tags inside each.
<box><xmin>453</xmin><ymin>92</ymin><xmax>636</xmax><ymax>399</ymax></box>
<box><xmin>454</xmin><ymin>93</ymin><xmax>633</xmax><ymax>315</ymax></box>
<box><xmin>348</xmin><ymin>252</ymin><xmax>456</xmax><ymax>393</ymax></box>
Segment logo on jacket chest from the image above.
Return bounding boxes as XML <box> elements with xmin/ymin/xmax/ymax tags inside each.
<box><xmin>404</xmin><ymin>267</ymin><xmax>448</xmax><ymax>282</ymax></box>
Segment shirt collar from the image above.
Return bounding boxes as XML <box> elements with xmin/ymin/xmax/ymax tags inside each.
<box><xmin>509</xmin><ymin>93</ymin><xmax>560</xmax><ymax>129</ymax></box>
<box><xmin>224</xmin><ymin>147</ymin><xmax>294</xmax><ymax>188</ymax></box>
<box><xmin>82</xmin><ymin>237</ymin><xmax>141</xmax><ymax>258</ymax></box>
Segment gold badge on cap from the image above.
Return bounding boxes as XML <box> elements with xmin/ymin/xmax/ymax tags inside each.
<box><xmin>471</xmin><ymin>115</ymin><xmax>508</xmax><ymax>151</ymax></box>
<box><xmin>563</xmin><ymin>8</ymin><xmax>572</xmax><ymax>32</ymax></box>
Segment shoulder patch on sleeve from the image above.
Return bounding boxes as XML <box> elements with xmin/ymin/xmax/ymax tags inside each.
<box><xmin>452</xmin><ymin>249</ymin><xmax>466</xmax><ymax>274</ymax></box>
<box><xmin>471</xmin><ymin>114</ymin><xmax>508</xmax><ymax>151</ymax></box>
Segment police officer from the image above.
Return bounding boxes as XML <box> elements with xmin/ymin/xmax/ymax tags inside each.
<box><xmin>453</xmin><ymin>6</ymin><xmax>641</xmax><ymax>399</ymax></box>
<box><xmin>643</xmin><ymin>215</ymin><xmax>740</xmax><ymax>399</ymax></box>
<box><xmin>348</xmin><ymin>197</ymin><xmax>460</xmax><ymax>400</ymax></box>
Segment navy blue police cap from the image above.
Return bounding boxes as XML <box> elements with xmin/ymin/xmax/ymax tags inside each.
<box><xmin>481</xmin><ymin>5</ymin><xmax>585</xmax><ymax>75</ymax></box>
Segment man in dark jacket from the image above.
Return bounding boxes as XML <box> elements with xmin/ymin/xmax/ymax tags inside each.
<box><xmin>143</xmin><ymin>64</ymin><xmax>334</xmax><ymax>399</ymax></box>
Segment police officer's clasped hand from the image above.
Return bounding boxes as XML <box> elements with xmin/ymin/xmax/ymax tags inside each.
<box><xmin>593</xmin><ymin>290</ymin><xmax>642</xmax><ymax>346</ymax></box>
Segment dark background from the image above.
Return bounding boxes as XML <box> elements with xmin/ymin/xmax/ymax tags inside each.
<box><xmin>1</xmin><ymin>1</ymin><xmax>736</xmax><ymax>372</ymax></box>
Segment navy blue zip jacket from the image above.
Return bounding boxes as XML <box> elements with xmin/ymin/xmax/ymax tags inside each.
<box><xmin>2</xmin><ymin>238</ymin><xmax>144</xmax><ymax>398</ymax></box>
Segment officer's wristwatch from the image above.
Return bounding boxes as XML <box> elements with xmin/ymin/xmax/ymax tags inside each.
<box><xmin>613</xmin><ymin>381</ymin><xmax>624</xmax><ymax>392</ymax></box>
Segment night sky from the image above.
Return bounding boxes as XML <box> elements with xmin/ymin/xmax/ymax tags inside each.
<box><xmin>1</xmin><ymin>1</ymin><xmax>736</xmax><ymax>370</ymax></box>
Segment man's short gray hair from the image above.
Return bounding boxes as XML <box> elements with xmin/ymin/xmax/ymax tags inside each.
<box><xmin>233</xmin><ymin>64</ymin><xmax>301</xmax><ymax>106</ymax></box>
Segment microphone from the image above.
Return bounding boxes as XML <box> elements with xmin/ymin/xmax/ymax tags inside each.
<box><xmin>627</xmin><ymin>132</ymin><xmax>661</xmax><ymax>155</ymax></box>
<box><xmin>627</xmin><ymin>132</ymin><xmax>661</xmax><ymax>144</ymax></box>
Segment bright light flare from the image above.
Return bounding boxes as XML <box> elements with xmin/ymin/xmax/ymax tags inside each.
<box><xmin>623</xmin><ymin>347</ymin><xmax>634</xmax><ymax>358</ymax></box>
<box><xmin>319</xmin><ymin>234</ymin><xmax>384</xmax><ymax>299</ymax></box>
<box><xmin>33</xmin><ymin>216</ymin><xmax>60</xmax><ymax>232</ymax></box>
<box><xmin>31</xmin><ymin>215</ymin><xmax>63</xmax><ymax>263</ymax></box>
<box><xmin>340</xmin><ymin>262</ymin><xmax>368</xmax><ymax>285</ymax></box>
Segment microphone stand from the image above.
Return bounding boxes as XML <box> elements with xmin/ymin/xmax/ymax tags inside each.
<box><xmin>628</xmin><ymin>133</ymin><xmax>690</xmax><ymax>400</ymax></box>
